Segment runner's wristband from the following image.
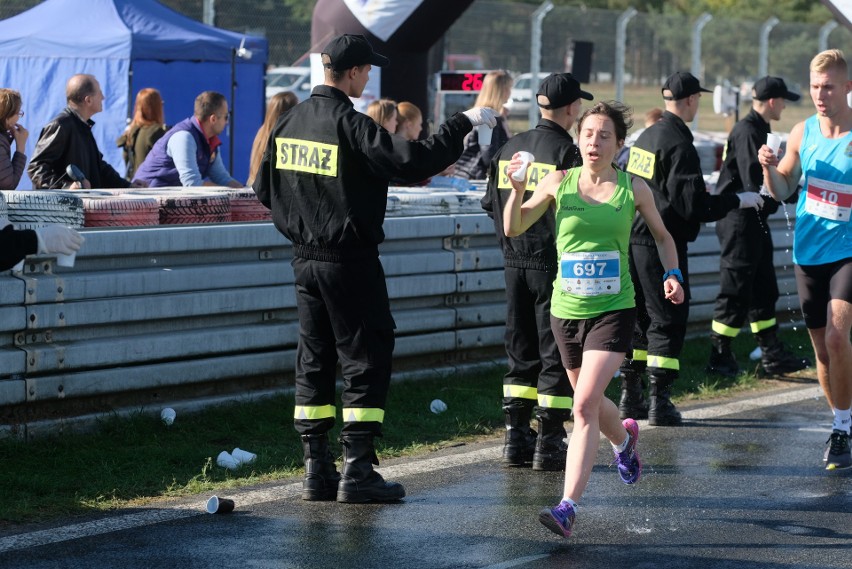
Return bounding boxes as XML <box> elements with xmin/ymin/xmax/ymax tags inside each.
<box><xmin>662</xmin><ymin>268</ymin><xmax>683</xmax><ymax>283</ymax></box>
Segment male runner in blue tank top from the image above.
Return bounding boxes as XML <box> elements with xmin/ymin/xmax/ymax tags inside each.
<box><xmin>759</xmin><ymin>49</ymin><xmax>852</xmax><ymax>470</ymax></box>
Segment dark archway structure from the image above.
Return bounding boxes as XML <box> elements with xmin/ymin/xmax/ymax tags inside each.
<box><xmin>311</xmin><ymin>0</ymin><xmax>475</xmax><ymax>131</ymax></box>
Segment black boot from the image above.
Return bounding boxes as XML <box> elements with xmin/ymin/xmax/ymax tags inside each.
<box><xmin>757</xmin><ymin>328</ymin><xmax>812</xmax><ymax>375</ymax></box>
<box><xmin>706</xmin><ymin>332</ymin><xmax>739</xmax><ymax>377</ymax></box>
<box><xmin>337</xmin><ymin>434</ymin><xmax>405</xmax><ymax>503</ymax></box>
<box><xmin>648</xmin><ymin>370</ymin><xmax>683</xmax><ymax>426</ymax></box>
<box><xmin>301</xmin><ymin>434</ymin><xmax>341</xmax><ymax>501</ymax></box>
<box><xmin>501</xmin><ymin>401</ymin><xmax>537</xmax><ymax>467</ymax></box>
<box><xmin>532</xmin><ymin>412</ymin><xmax>568</xmax><ymax>471</ymax></box>
<box><xmin>618</xmin><ymin>363</ymin><xmax>649</xmax><ymax>420</ymax></box>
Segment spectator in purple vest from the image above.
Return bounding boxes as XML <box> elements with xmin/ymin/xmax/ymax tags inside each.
<box><xmin>132</xmin><ymin>91</ymin><xmax>242</xmax><ymax>188</ymax></box>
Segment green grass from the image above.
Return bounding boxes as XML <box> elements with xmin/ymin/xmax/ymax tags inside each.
<box><xmin>0</xmin><ymin>328</ymin><xmax>813</xmax><ymax>525</ymax></box>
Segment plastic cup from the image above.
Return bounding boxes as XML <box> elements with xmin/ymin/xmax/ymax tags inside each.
<box><xmin>231</xmin><ymin>447</ymin><xmax>257</xmax><ymax>465</ymax></box>
<box><xmin>766</xmin><ymin>133</ymin><xmax>782</xmax><ymax>154</ymax></box>
<box><xmin>477</xmin><ymin>124</ymin><xmax>493</xmax><ymax>146</ymax></box>
<box><xmin>206</xmin><ymin>495</ymin><xmax>235</xmax><ymax>514</ymax></box>
<box><xmin>512</xmin><ymin>151</ymin><xmax>535</xmax><ymax>182</ymax></box>
<box><xmin>216</xmin><ymin>451</ymin><xmax>240</xmax><ymax>470</ymax></box>
<box><xmin>430</xmin><ymin>399</ymin><xmax>447</xmax><ymax>414</ymax></box>
<box><xmin>160</xmin><ymin>407</ymin><xmax>176</xmax><ymax>426</ymax></box>
<box><xmin>56</xmin><ymin>252</ymin><xmax>76</xmax><ymax>268</ymax></box>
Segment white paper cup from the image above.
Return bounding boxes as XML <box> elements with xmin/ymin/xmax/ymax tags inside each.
<box><xmin>56</xmin><ymin>252</ymin><xmax>76</xmax><ymax>268</ymax></box>
<box><xmin>160</xmin><ymin>407</ymin><xmax>176</xmax><ymax>425</ymax></box>
<box><xmin>766</xmin><ymin>133</ymin><xmax>782</xmax><ymax>154</ymax></box>
<box><xmin>430</xmin><ymin>399</ymin><xmax>448</xmax><ymax>414</ymax></box>
<box><xmin>206</xmin><ymin>495</ymin><xmax>235</xmax><ymax>514</ymax></box>
<box><xmin>477</xmin><ymin>124</ymin><xmax>493</xmax><ymax>146</ymax></box>
<box><xmin>231</xmin><ymin>447</ymin><xmax>257</xmax><ymax>465</ymax></box>
<box><xmin>216</xmin><ymin>451</ymin><xmax>240</xmax><ymax>470</ymax></box>
<box><xmin>512</xmin><ymin>151</ymin><xmax>535</xmax><ymax>182</ymax></box>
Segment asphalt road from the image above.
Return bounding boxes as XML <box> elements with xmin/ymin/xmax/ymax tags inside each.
<box><xmin>1</xmin><ymin>383</ymin><xmax>850</xmax><ymax>569</ymax></box>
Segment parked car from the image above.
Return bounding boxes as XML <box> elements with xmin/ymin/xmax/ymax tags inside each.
<box><xmin>505</xmin><ymin>72</ymin><xmax>548</xmax><ymax>118</ymax></box>
<box><xmin>265</xmin><ymin>66</ymin><xmax>312</xmax><ymax>103</ymax></box>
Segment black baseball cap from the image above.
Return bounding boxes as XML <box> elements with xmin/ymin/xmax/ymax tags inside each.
<box><xmin>752</xmin><ymin>76</ymin><xmax>801</xmax><ymax>102</ymax></box>
<box><xmin>662</xmin><ymin>71</ymin><xmax>712</xmax><ymax>100</ymax></box>
<box><xmin>322</xmin><ymin>34</ymin><xmax>389</xmax><ymax>71</ymax></box>
<box><xmin>536</xmin><ymin>73</ymin><xmax>593</xmax><ymax>109</ymax></box>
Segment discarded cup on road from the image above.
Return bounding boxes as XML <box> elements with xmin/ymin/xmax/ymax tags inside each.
<box><xmin>766</xmin><ymin>133</ymin><xmax>782</xmax><ymax>154</ymax></box>
<box><xmin>206</xmin><ymin>495</ymin><xmax>235</xmax><ymax>514</ymax></box>
<box><xmin>231</xmin><ymin>447</ymin><xmax>257</xmax><ymax>465</ymax></box>
<box><xmin>216</xmin><ymin>451</ymin><xmax>240</xmax><ymax>471</ymax></box>
<box><xmin>477</xmin><ymin>124</ymin><xmax>493</xmax><ymax>146</ymax></box>
<box><xmin>512</xmin><ymin>151</ymin><xmax>535</xmax><ymax>182</ymax></box>
<box><xmin>430</xmin><ymin>399</ymin><xmax>448</xmax><ymax>414</ymax></box>
<box><xmin>160</xmin><ymin>407</ymin><xmax>176</xmax><ymax>426</ymax></box>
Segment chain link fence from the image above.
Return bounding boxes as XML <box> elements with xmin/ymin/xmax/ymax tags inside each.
<box><xmin>1</xmin><ymin>1</ymin><xmax>850</xmax><ymax>103</ymax></box>
<box><xmin>443</xmin><ymin>2</ymin><xmax>852</xmax><ymax>90</ymax></box>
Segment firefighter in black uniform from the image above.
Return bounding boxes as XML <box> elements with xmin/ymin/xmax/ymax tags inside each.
<box><xmin>481</xmin><ymin>73</ymin><xmax>590</xmax><ymax>471</ymax></box>
<box><xmin>1</xmin><ymin>196</ymin><xmax>83</xmax><ymax>270</ymax></box>
<box><xmin>252</xmin><ymin>34</ymin><xmax>497</xmax><ymax>504</ymax></box>
<box><xmin>707</xmin><ymin>76</ymin><xmax>811</xmax><ymax>378</ymax></box>
<box><xmin>620</xmin><ymin>71</ymin><xmax>765</xmax><ymax>425</ymax></box>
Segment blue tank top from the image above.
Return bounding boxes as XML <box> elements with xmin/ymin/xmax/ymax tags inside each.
<box><xmin>794</xmin><ymin>115</ymin><xmax>852</xmax><ymax>265</ymax></box>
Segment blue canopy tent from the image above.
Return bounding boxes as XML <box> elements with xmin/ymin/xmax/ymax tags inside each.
<box><xmin>0</xmin><ymin>0</ymin><xmax>268</xmax><ymax>188</ymax></box>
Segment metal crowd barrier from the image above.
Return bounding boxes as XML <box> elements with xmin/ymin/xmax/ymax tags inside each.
<box><xmin>0</xmin><ymin>209</ymin><xmax>800</xmax><ymax>437</ymax></box>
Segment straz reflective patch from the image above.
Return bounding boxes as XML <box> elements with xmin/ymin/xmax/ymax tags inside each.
<box><xmin>626</xmin><ymin>147</ymin><xmax>655</xmax><ymax>179</ymax></box>
<box><xmin>497</xmin><ymin>160</ymin><xmax>556</xmax><ymax>190</ymax></box>
<box><xmin>275</xmin><ymin>138</ymin><xmax>338</xmax><ymax>176</ymax></box>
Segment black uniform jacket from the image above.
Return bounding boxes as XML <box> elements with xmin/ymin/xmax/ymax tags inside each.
<box><xmin>0</xmin><ymin>225</ymin><xmax>37</xmax><ymax>271</ymax></box>
<box><xmin>28</xmin><ymin>108</ymin><xmax>130</xmax><ymax>190</ymax></box>
<box><xmin>626</xmin><ymin>110</ymin><xmax>739</xmax><ymax>246</ymax></box>
<box><xmin>253</xmin><ymin>86</ymin><xmax>471</xmax><ymax>259</ymax></box>
<box><xmin>715</xmin><ymin>109</ymin><xmax>779</xmax><ymax>217</ymax></box>
<box><xmin>481</xmin><ymin>119</ymin><xmax>580</xmax><ymax>272</ymax></box>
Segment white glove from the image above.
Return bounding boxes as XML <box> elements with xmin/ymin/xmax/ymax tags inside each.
<box><xmin>35</xmin><ymin>225</ymin><xmax>84</xmax><ymax>255</ymax></box>
<box><xmin>738</xmin><ymin>192</ymin><xmax>764</xmax><ymax>210</ymax></box>
<box><xmin>462</xmin><ymin>107</ymin><xmax>498</xmax><ymax>128</ymax></box>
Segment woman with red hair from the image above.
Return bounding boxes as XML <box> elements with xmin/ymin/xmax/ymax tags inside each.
<box><xmin>117</xmin><ymin>88</ymin><xmax>167</xmax><ymax>180</ymax></box>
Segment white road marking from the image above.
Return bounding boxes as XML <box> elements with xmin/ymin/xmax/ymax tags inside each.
<box><xmin>0</xmin><ymin>385</ymin><xmax>824</xmax><ymax>553</ymax></box>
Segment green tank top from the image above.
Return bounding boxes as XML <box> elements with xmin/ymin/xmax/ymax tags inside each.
<box><xmin>551</xmin><ymin>167</ymin><xmax>636</xmax><ymax>319</ymax></box>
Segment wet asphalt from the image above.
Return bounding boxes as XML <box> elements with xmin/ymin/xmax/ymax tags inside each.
<box><xmin>1</xmin><ymin>382</ymin><xmax>850</xmax><ymax>569</ymax></box>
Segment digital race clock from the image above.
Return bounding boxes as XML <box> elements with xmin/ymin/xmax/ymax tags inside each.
<box><xmin>438</xmin><ymin>72</ymin><xmax>487</xmax><ymax>92</ymax></box>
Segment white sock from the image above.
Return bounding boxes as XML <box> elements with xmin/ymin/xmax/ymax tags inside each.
<box><xmin>561</xmin><ymin>498</ymin><xmax>578</xmax><ymax>510</ymax></box>
<box><xmin>832</xmin><ymin>408</ymin><xmax>852</xmax><ymax>434</ymax></box>
<box><xmin>613</xmin><ymin>433</ymin><xmax>630</xmax><ymax>453</ymax></box>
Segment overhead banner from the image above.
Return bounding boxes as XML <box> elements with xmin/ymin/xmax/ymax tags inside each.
<box><xmin>342</xmin><ymin>0</ymin><xmax>425</xmax><ymax>41</ymax></box>
<box><xmin>821</xmin><ymin>0</ymin><xmax>852</xmax><ymax>28</ymax></box>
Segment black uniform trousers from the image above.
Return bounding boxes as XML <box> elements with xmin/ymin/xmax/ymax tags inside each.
<box><xmin>629</xmin><ymin>241</ymin><xmax>691</xmax><ymax>369</ymax></box>
<box><xmin>292</xmin><ymin>254</ymin><xmax>395</xmax><ymax>437</ymax></box>
<box><xmin>712</xmin><ymin>211</ymin><xmax>778</xmax><ymax>332</ymax></box>
<box><xmin>503</xmin><ymin>266</ymin><xmax>573</xmax><ymax>420</ymax></box>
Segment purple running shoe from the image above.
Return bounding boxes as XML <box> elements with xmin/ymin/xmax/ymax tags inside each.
<box><xmin>539</xmin><ymin>500</ymin><xmax>576</xmax><ymax>538</ymax></box>
<box><xmin>612</xmin><ymin>418</ymin><xmax>642</xmax><ymax>484</ymax></box>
